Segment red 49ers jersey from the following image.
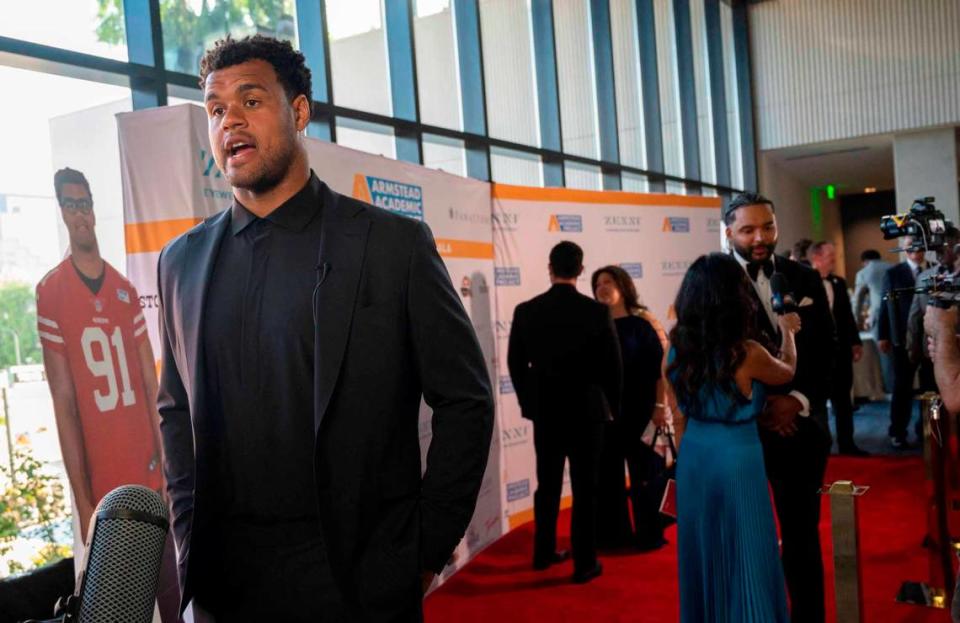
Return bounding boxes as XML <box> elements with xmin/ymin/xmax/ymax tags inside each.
<box><xmin>36</xmin><ymin>258</ymin><xmax>162</xmax><ymax>501</ymax></box>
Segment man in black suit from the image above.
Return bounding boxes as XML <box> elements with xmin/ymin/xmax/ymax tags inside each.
<box><xmin>809</xmin><ymin>241</ymin><xmax>868</xmax><ymax>456</ymax></box>
<box><xmin>878</xmin><ymin>235</ymin><xmax>932</xmax><ymax>447</ymax></box>
<box><xmin>507</xmin><ymin>241</ymin><xmax>622</xmax><ymax>584</ymax></box>
<box><xmin>157</xmin><ymin>36</ymin><xmax>493</xmax><ymax>622</ymax></box>
<box><xmin>725</xmin><ymin>193</ymin><xmax>835</xmax><ymax>623</ymax></box>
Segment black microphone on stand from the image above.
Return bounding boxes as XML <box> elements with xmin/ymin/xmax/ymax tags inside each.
<box><xmin>23</xmin><ymin>485</ymin><xmax>169</xmax><ymax>623</ymax></box>
<box><xmin>770</xmin><ymin>273</ymin><xmax>798</xmax><ymax>315</ymax></box>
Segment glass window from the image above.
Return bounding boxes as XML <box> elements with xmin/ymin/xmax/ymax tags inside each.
<box><xmin>0</xmin><ymin>1</ymin><xmax>128</xmax><ymax>61</ymax></box>
<box><xmin>564</xmin><ymin>162</ymin><xmax>602</xmax><ymax>191</ymax></box>
<box><xmin>720</xmin><ymin>2</ymin><xmax>744</xmax><ymax>190</ymax></box>
<box><xmin>422</xmin><ymin>134</ymin><xmax>466</xmax><ymax>177</ymax></box>
<box><xmin>666</xmin><ymin>179</ymin><xmax>686</xmax><ymax>195</ymax></box>
<box><xmin>610</xmin><ymin>0</ymin><xmax>646</xmax><ymax>170</ymax></box>
<box><xmin>414</xmin><ymin>0</ymin><xmax>462</xmax><ymax>130</ymax></box>
<box><xmin>335</xmin><ymin>117</ymin><xmax>396</xmax><ymax>159</ymax></box>
<box><xmin>162</xmin><ymin>1</ymin><xmax>298</xmax><ymax>75</ymax></box>
<box><xmin>326</xmin><ymin>0</ymin><xmax>391</xmax><ymax>116</ymax></box>
<box><xmin>553</xmin><ymin>0</ymin><xmax>599</xmax><ymax>159</ymax></box>
<box><xmin>168</xmin><ymin>84</ymin><xmax>203</xmax><ymax>105</ymax></box>
<box><xmin>479</xmin><ymin>0</ymin><xmax>539</xmax><ymax>146</ymax></box>
<box><xmin>490</xmin><ymin>146</ymin><xmax>542</xmax><ymax>186</ymax></box>
<box><xmin>689</xmin><ymin>0</ymin><xmax>716</xmax><ymax>185</ymax></box>
<box><xmin>654</xmin><ymin>0</ymin><xmax>684</xmax><ymax>179</ymax></box>
<box><xmin>622</xmin><ymin>171</ymin><xmax>650</xmax><ymax>193</ymax></box>
<box><xmin>0</xmin><ymin>66</ymin><xmax>132</xmax><ymax>576</ymax></box>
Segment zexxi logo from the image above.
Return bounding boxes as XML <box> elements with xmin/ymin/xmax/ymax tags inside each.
<box><xmin>662</xmin><ymin>216</ymin><xmax>690</xmax><ymax>233</ymax></box>
<box><xmin>548</xmin><ymin>214</ymin><xmax>583</xmax><ymax>233</ymax></box>
<box><xmin>199</xmin><ymin>149</ymin><xmax>221</xmax><ymax>178</ymax></box>
<box><xmin>502</xmin><ymin>424</ymin><xmax>530</xmax><ymax>448</ymax></box>
<box><xmin>352</xmin><ymin>174</ymin><xmax>423</xmax><ymax>220</ymax></box>
<box><xmin>661</xmin><ymin>260</ymin><xmax>693</xmax><ymax>276</ymax></box>
<box><xmin>604</xmin><ymin>215</ymin><xmax>642</xmax><ymax>233</ymax></box>
<box><xmin>492</xmin><ymin>212</ymin><xmax>519</xmax><ymax>231</ymax></box>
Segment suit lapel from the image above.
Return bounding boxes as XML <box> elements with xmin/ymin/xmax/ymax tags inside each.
<box><xmin>182</xmin><ymin>210</ymin><xmax>230</xmax><ymax>401</ymax></box>
<box><xmin>314</xmin><ymin>186</ymin><xmax>370</xmax><ymax>431</ymax></box>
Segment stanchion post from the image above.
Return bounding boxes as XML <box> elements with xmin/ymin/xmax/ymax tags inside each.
<box><xmin>827</xmin><ymin>480</ymin><xmax>868</xmax><ymax>623</ymax></box>
<box><xmin>896</xmin><ymin>392</ymin><xmax>951</xmax><ymax>609</ymax></box>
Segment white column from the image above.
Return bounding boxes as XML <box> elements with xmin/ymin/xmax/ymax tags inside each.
<box><xmin>893</xmin><ymin>128</ymin><xmax>960</xmax><ymax>225</ymax></box>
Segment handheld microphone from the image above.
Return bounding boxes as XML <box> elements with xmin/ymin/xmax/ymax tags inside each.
<box><xmin>26</xmin><ymin>485</ymin><xmax>169</xmax><ymax>623</ymax></box>
<box><xmin>770</xmin><ymin>273</ymin><xmax>798</xmax><ymax>315</ymax></box>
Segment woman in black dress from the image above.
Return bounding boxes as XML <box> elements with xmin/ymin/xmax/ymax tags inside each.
<box><xmin>592</xmin><ymin>265</ymin><xmax>667</xmax><ymax>550</ymax></box>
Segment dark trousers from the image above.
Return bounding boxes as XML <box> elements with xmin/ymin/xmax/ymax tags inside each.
<box><xmin>830</xmin><ymin>350</ymin><xmax>856</xmax><ymax>451</ymax></box>
<box><xmin>597</xmin><ymin>423</ymin><xmax>634</xmax><ymax>547</ymax></box>
<box><xmin>192</xmin><ymin>520</ymin><xmax>349</xmax><ymax>622</ymax></box>
<box><xmin>889</xmin><ymin>347</ymin><xmax>936</xmax><ymax>440</ymax></box>
<box><xmin>761</xmin><ymin>417</ymin><xmax>831</xmax><ymax>623</ymax></box>
<box><xmin>158</xmin><ymin>532</ymin><xmax>181</xmax><ymax>623</ymax></box>
<box><xmin>533</xmin><ymin>418</ymin><xmax>604</xmax><ymax>573</ymax></box>
<box><xmin>597</xmin><ymin>420</ymin><xmax>665</xmax><ymax>548</ymax></box>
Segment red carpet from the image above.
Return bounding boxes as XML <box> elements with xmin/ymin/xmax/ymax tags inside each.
<box><xmin>425</xmin><ymin>456</ymin><xmax>951</xmax><ymax>622</ymax></box>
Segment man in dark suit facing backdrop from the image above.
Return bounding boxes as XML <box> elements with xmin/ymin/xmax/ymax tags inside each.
<box><xmin>157</xmin><ymin>35</ymin><xmax>493</xmax><ymax>622</ymax></box>
<box><xmin>724</xmin><ymin>193</ymin><xmax>835</xmax><ymax>623</ymax></box>
<box><xmin>507</xmin><ymin>241</ymin><xmax>622</xmax><ymax>584</ymax></box>
<box><xmin>809</xmin><ymin>240</ymin><xmax>868</xmax><ymax>456</ymax></box>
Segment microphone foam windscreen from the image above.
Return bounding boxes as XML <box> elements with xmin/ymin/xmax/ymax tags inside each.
<box><xmin>78</xmin><ymin>485</ymin><xmax>169</xmax><ymax>623</ymax></box>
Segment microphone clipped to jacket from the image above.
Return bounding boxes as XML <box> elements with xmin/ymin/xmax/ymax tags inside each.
<box><xmin>23</xmin><ymin>485</ymin><xmax>169</xmax><ymax>623</ymax></box>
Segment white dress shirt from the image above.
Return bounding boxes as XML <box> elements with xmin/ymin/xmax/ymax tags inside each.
<box><xmin>732</xmin><ymin>250</ymin><xmax>811</xmax><ymax>417</ymax></box>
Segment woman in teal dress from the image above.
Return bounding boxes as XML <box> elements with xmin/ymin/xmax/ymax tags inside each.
<box><xmin>667</xmin><ymin>253</ymin><xmax>801</xmax><ymax>622</ymax></box>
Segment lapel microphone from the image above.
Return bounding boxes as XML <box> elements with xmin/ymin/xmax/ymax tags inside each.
<box><xmin>313</xmin><ymin>261</ymin><xmax>331</xmax><ymax>324</ymax></box>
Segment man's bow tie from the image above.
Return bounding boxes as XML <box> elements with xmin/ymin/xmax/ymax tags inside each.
<box><xmin>747</xmin><ymin>260</ymin><xmax>774</xmax><ymax>281</ymax></box>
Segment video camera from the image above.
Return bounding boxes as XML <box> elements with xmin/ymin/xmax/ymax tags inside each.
<box><xmin>881</xmin><ymin>197</ymin><xmax>951</xmax><ymax>251</ymax></box>
<box><xmin>880</xmin><ymin>197</ymin><xmax>960</xmax><ymax>309</ymax></box>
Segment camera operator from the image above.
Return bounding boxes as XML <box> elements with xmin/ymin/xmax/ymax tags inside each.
<box><xmin>907</xmin><ymin>229</ymin><xmax>960</xmax><ymax>365</ymax></box>
<box><xmin>924</xmin><ymin>306</ymin><xmax>960</xmax><ymax>414</ymax></box>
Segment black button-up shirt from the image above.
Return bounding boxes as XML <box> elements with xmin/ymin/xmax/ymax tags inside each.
<box><xmin>203</xmin><ymin>173</ymin><xmax>323</xmax><ymax>525</ymax></box>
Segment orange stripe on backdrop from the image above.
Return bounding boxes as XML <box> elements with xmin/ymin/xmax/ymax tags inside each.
<box><xmin>491</xmin><ymin>183</ymin><xmax>722</xmax><ymax>208</ymax></box>
<box><xmin>508</xmin><ymin>495</ymin><xmax>573</xmax><ymax>530</ymax></box>
<box><xmin>435</xmin><ymin>238</ymin><xmax>495</xmax><ymax>260</ymax></box>
<box><xmin>125</xmin><ymin>218</ymin><xmax>203</xmax><ymax>254</ymax></box>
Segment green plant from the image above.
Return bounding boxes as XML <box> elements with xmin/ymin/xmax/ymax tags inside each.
<box><xmin>0</xmin><ymin>445</ymin><xmax>70</xmax><ymax>576</ymax></box>
<box><xmin>96</xmin><ymin>0</ymin><xmax>295</xmax><ymax>76</ymax></box>
<box><xmin>0</xmin><ymin>282</ymin><xmax>40</xmax><ymax>368</ymax></box>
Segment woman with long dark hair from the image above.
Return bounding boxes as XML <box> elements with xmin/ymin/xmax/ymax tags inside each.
<box><xmin>667</xmin><ymin>253</ymin><xmax>799</xmax><ymax>622</ymax></box>
<box><xmin>591</xmin><ymin>265</ymin><xmax>667</xmax><ymax>550</ymax></box>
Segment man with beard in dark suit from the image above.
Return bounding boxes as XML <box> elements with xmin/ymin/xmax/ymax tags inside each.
<box><xmin>809</xmin><ymin>240</ymin><xmax>868</xmax><ymax>456</ymax></box>
<box><xmin>507</xmin><ymin>241</ymin><xmax>622</xmax><ymax>584</ymax></box>
<box><xmin>157</xmin><ymin>36</ymin><xmax>493</xmax><ymax>622</ymax></box>
<box><xmin>724</xmin><ymin>192</ymin><xmax>835</xmax><ymax>623</ymax></box>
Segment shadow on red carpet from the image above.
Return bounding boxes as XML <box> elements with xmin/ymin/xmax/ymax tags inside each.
<box><xmin>425</xmin><ymin>456</ymin><xmax>951</xmax><ymax>622</ymax></box>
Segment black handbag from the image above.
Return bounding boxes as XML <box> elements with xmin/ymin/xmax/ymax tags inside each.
<box><xmin>645</xmin><ymin>426</ymin><xmax>678</xmax><ymax>525</ymax></box>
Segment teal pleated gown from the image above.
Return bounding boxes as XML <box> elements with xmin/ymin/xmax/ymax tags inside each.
<box><xmin>674</xmin><ymin>378</ymin><xmax>789</xmax><ymax>622</ymax></box>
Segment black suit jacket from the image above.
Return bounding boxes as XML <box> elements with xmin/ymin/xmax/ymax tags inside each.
<box><xmin>825</xmin><ymin>274</ymin><xmax>862</xmax><ymax>353</ymax></box>
<box><xmin>749</xmin><ymin>256</ymin><xmax>835</xmax><ymax>419</ymax></box>
<box><xmin>157</xmin><ymin>182</ymin><xmax>494</xmax><ymax>620</ymax></box>
<box><xmin>506</xmin><ymin>284</ymin><xmax>622</xmax><ymax>423</ymax></box>
<box><xmin>878</xmin><ymin>261</ymin><xmax>919</xmax><ymax>346</ymax></box>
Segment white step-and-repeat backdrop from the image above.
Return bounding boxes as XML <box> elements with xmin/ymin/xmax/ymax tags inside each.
<box><xmin>113</xmin><ymin>104</ymin><xmax>721</xmax><ymax>579</ymax></box>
